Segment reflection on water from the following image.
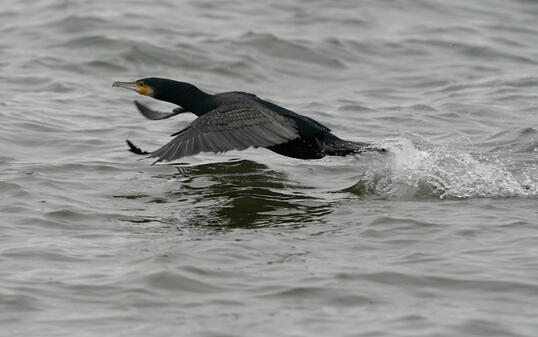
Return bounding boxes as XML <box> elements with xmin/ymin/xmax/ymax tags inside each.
<box><xmin>116</xmin><ymin>159</ymin><xmax>334</xmax><ymax>228</ymax></box>
<box><xmin>170</xmin><ymin>160</ymin><xmax>334</xmax><ymax>228</ymax></box>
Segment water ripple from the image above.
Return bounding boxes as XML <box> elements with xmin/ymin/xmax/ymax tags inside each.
<box><xmin>2</xmin><ymin>0</ymin><xmax>538</xmax><ymax>336</ymax></box>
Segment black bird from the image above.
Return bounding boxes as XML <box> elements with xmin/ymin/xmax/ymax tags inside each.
<box><xmin>112</xmin><ymin>77</ymin><xmax>382</xmax><ymax>163</ymax></box>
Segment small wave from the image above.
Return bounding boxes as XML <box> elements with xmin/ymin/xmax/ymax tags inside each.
<box><xmin>234</xmin><ymin>32</ymin><xmax>346</xmax><ymax>69</ymax></box>
<box><xmin>347</xmin><ymin>137</ymin><xmax>536</xmax><ymax>199</ymax></box>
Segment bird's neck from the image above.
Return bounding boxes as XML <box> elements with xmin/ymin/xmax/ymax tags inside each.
<box><xmin>159</xmin><ymin>82</ymin><xmax>214</xmax><ymax>117</ymax></box>
<box><xmin>183</xmin><ymin>90</ymin><xmax>215</xmax><ymax>117</ymax></box>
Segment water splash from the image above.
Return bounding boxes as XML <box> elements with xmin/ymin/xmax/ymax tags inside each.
<box><xmin>349</xmin><ymin>137</ymin><xmax>537</xmax><ymax>199</ymax></box>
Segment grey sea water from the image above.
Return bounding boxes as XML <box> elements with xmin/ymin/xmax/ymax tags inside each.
<box><xmin>1</xmin><ymin>0</ymin><xmax>537</xmax><ymax>336</ymax></box>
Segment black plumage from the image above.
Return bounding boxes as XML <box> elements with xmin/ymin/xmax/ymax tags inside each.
<box><xmin>112</xmin><ymin>77</ymin><xmax>382</xmax><ymax>163</ymax></box>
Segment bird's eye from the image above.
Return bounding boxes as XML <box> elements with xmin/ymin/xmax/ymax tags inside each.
<box><xmin>139</xmin><ymin>81</ymin><xmax>144</xmax><ymax>87</ymax></box>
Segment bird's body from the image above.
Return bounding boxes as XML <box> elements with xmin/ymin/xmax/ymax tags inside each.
<box><xmin>112</xmin><ymin>78</ymin><xmax>382</xmax><ymax>163</ymax></box>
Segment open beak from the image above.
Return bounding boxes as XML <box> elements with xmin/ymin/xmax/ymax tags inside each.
<box><xmin>112</xmin><ymin>81</ymin><xmax>140</xmax><ymax>92</ymax></box>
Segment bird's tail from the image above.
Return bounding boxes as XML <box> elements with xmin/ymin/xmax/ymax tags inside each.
<box><xmin>126</xmin><ymin>140</ymin><xmax>151</xmax><ymax>155</ymax></box>
<box><xmin>323</xmin><ymin>134</ymin><xmax>385</xmax><ymax>156</ymax></box>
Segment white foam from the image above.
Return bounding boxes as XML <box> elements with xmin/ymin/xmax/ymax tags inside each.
<box><xmin>356</xmin><ymin>137</ymin><xmax>537</xmax><ymax>199</ymax></box>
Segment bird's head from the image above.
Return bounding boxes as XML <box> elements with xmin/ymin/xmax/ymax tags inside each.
<box><xmin>112</xmin><ymin>78</ymin><xmax>157</xmax><ymax>97</ymax></box>
<box><xmin>113</xmin><ymin>77</ymin><xmax>203</xmax><ymax>102</ymax></box>
<box><xmin>113</xmin><ymin>77</ymin><xmax>213</xmax><ymax>115</ymax></box>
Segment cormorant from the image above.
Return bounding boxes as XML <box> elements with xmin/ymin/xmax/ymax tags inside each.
<box><xmin>112</xmin><ymin>77</ymin><xmax>382</xmax><ymax>163</ymax></box>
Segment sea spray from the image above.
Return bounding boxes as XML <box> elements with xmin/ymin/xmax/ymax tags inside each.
<box><xmin>349</xmin><ymin>137</ymin><xmax>536</xmax><ymax>199</ymax></box>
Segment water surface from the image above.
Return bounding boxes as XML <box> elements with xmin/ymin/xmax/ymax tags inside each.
<box><xmin>1</xmin><ymin>0</ymin><xmax>537</xmax><ymax>336</ymax></box>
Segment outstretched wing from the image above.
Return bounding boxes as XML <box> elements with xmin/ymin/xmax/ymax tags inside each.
<box><xmin>150</xmin><ymin>98</ymin><xmax>299</xmax><ymax>163</ymax></box>
<box><xmin>134</xmin><ymin>101</ymin><xmax>186</xmax><ymax>120</ymax></box>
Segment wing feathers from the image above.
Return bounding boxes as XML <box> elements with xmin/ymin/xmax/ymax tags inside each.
<box><xmin>150</xmin><ymin>97</ymin><xmax>299</xmax><ymax>162</ymax></box>
<box><xmin>135</xmin><ymin>101</ymin><xmax>186</xmax><ymax>120</ymax></box>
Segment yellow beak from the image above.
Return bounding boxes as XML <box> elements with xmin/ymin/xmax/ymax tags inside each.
<box><xmin>112</xmin><ymin>81</ymin><xmax>147</xmax><ymax>95</ymax></box>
